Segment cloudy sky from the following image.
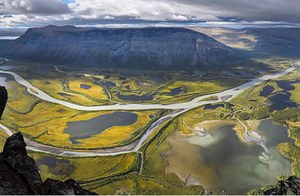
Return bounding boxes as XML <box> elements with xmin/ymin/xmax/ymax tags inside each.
<box><xmin>0</xmin><ymin>0</ymin><xmax>300</xmax><ymax>28</ymax></box>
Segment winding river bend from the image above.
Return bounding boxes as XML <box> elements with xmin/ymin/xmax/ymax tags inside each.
<box><xmin>0</xmin><ymin>63</ymin><xmax>297</xmax><ymax>157</ymax></box>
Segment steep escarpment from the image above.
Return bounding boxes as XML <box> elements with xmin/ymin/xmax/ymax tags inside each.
<box><xmin>0</xmin><ymin>132</ymin><xmax>96</xmax><ymax>195</ymax></box>
<box><xmin>0</xmin><ymin>25</ymin><xmax>241</xmax><ymax>69</ymax></box>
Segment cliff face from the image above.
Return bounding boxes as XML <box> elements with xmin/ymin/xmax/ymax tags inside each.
<box><xmin>0</xmin><ymin>133</ymin><xmax>96</xmax><ymax>195</ymax></box>
<box><xmin>0</xmin><ymin>25</ymin><xmax>241</xmax><ymax>69</ymax></box>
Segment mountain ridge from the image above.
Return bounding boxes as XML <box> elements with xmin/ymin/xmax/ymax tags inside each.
<box><xmin>0</xmin><ymin>25</ymin><xmax>242</xmax><ymax>69</ymax></box>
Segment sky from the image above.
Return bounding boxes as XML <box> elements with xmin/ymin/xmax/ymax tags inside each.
<box><xmin>0</xmin><ymin>0</ymin><xmax>300</xmax><ymax>28</ymax></box>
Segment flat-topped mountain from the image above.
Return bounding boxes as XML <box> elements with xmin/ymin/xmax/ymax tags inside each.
<box><xmin>0</xmin><ymin>25</ymin><xmax>242</xmax><ymax>69</ymax></box>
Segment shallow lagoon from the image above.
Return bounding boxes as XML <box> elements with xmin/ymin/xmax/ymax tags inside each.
<box><xmin>165</xmin><ymin>120</ymin><xmax>292</xmax><ymax>194</ymax></box>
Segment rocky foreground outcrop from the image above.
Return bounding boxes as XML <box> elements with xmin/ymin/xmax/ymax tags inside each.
<box><xmin>262</xmin><ymin>176</ymin><xmax>300</xmax><ymax>195</ymax></box>
<box><xmin>0</xmin><ymin>86</ymin><xmax>7</xmax><ymax>119</ymax></box>
<box><xmin>0</xmin><ymin>133</ymin><xmax>96</xmax><ymax>195</ymax></box>
<box><xmin>249</xmin><ymin>176</ymin><xmax>300</xmax><ymax>195</ymax></box>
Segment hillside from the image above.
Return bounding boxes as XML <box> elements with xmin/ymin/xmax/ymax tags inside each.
<box><xmin>247</xmin><ymin>28</ymin><xmax>300</xmax><ymax>57</ymax></box>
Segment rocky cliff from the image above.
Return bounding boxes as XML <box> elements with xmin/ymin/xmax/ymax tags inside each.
<box><xmin>0</xmin><ymin>132</ymin><xmax>96</xmax><ymax>195</ymax></box>
<box><xmin>0</xmin><ymin>87</ymin><xmax>95</xmax><ymax>195</ymax></box>
<box><xmin>0</xmin><ymin>86</ymin><xmax>7</xmax><ymax>119</ymax></box>
<box><xmin>0</xmin><ymin>25</ymin><xmax>241</xmax><ymax>69</ymax></box>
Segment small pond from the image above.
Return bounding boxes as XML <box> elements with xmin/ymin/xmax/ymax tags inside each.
<box><xmin>167</xmin><ymin>87</ymin><xmax>187</xmax><ymax>96</ymax></box>
<box><xmin>276</xmin><ymin>81</ymin><xmax>295</xmax><ymax>91</ymax></box>
<box><xmin>35</xmin><ymin>156</ymin><xmax>75</xmax><ymax>175</ymax></box>
<box><xmin>269</xmin><ymin>92</ymin><xmax>297</xmax><ymax>111</ymax></box>
<box><xmin>204</xmin><ymin>103</ymin><xmax>224</xmax><ymax>110</ymax></box>
<box><xmin>259</xmin><ymin>85</ymin><xmax>274</xmax><ymax>97</ymax></box>
<box><xmin>80</xmin><ymin>84</ymin><xmax>91</xmax><ymax>89</ymax></box>
<box><xmin>117</xmin><ymin>92</ymin><xmax>156</xmax><ymax>101</ymax></box>
<box><xmin>101</xmin><ymin>81</ymin><xmax>116</xmax><ymax>89</ymax></box>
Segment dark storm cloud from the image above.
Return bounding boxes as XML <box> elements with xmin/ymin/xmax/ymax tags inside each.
<box><xmin>1</xmin><ymin>0</ymin><xmax>72</xmax><ymax>15</ymax></box>
<box><xmin>162</xmin><ymin>0</ymin><xmax>300</xmax><ymax>22</ymax></box>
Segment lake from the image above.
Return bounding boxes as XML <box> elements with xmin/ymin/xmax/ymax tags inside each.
<box><xmin>65</xmin><ymin>111</ymin><xmax>138</xmax><ymax>144</ymax></box>
<box><xmin>164</xmin><ymin>120</ymin><xmax>292</xmax><ymax>194</ymax></box>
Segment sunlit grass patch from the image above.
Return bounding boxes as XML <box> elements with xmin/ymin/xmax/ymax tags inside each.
<box><xmin>68</xmin><ymin>80</ymin><xmax>108</xmax><ymax>100</ymax></box>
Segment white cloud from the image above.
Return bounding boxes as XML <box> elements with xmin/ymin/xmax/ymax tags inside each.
<box><xmin>68</xmin><ymin>0</ymin><xmax>221</xmax><ymax>21</ymax></box>
<box><xmin>2</xmin><ymin>0</ymin><xmax>71</xmax><ymax>15</ymax></box>
<box><xmin>0</xmin><ymin>0</ymin><xmax>300</xmax><ymax>27</ymax></box>
<box><xmin>104</xmin><ymin>15</ymin><xmax>115</xmax><ymax>20</ymax></box>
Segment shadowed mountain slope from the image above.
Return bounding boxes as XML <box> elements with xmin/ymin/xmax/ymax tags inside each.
<box><xmin>0</xmin><ymin>25</ymin><xmax>243</xmax><ymax>70</ymax></box>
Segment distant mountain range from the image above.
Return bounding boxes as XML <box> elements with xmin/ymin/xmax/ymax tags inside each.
<box><xmin>0</xmin><ymin>25</ymin><xmax>242</xmax><ymax>70</ymax></box>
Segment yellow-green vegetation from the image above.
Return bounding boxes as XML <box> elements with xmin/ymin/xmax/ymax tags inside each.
<box><xmin>90</xmin><ymin>173</ymin><xmax>204</xmax><ymax>195</ymax></box>
<box><xmin>2</xmin><ymin>79</ymin><xmax>160</xmax><ymax>149</ymax></box>
<box><xmin>29</xmin><ymin>152</ymin><xmax>139</xmax><ymax>183</ymax></box>
<box><xmin>156</xmin><ymin>77</ymin><xmax>245</xmax><ymax>102</ymax></box>
<box><xmin>290</xmin><ymin>83</ymin><xmax>300</xmax><ymax>104</ymax></box>
<box><xmin>0</xmin><ymin>129</ymin><xmax>8</xmax><ymax>152</ymax></box>
<box><xmin>233</xmin><ymin>122</ymin><xmax>246</xmax><ymax>141</ymax></box>
<box><xmin>231</xmin><ymin>80</ymin><xmax>281</xmax><ymax>110</ymax></box>
<box><xmin>278</xmin><ymin>124</ymin><xmax>300</xmax><ymax>177</ymax></box>
<box><xmin>75</xmin><ymin>110</ymin><xmax>160</xmax><ymax>149</ymax></box>
<box><xmin>199</xmin><ymin>96</ymin><xmax>219</xmax><ymax>101</ymax></box>
<box><xmin>277</xmin><ymin>143</ymin><xmax>300</xmax><ymax>177</ymax></box>
<box><xmin>6</xmin><ymin>80</ymin><xmax>41</xmax><ymax>114</ymax></box>
<box><xmin>248</xmin><ymin>184</ymin><xmax>277</xmax><ymax>195</ymax></box>
<box><xmin>287</xmin><ymin>124</ymin><xmax>300</xmax><ymax>147</ymax></box>
<box><xmin>4</xmin><ymin>101</ymin><xmax>159</xmax><ymax>149</ymax></box>
<box><xmin>3</xmin><ymin>60</ymin><xmax>299</xmax><ymax>194</ymax></box>
<box><xmin>89</xmin><ymin>117</ymin><xmax>204</xmax><ymax>194</ymax></box>
<box><xmin>119</xmin><ymin>80</ymin><xmax>140</xmax><ymax>92</ymax></box>
<box><xmin>30</xmin><ymin>79</ymin><xmax>108</xmax><ymax>106</ymax></box>
<box><xmin>68</xmin><ymin>80</ymin><xmax>108</xmax><ymax>100</ymax></box>
<box><xmin>183</xmin><ymin>104</ymin><xmax>233</xmax><ymax>124</ymax></box>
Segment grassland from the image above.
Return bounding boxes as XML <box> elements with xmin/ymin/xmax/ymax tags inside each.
<box><xmin>3</xmin><ymin>77</ymin><xmax>161</xmax><ymax>149</ymax></box>
<box><xmin>1</xmin><ymin>60</ymin><xmax>299</xmax><ymax>194</ymax></box>
<box><xmin>290</xmin><ymin>83</ymin><xmax>300</xmax><ymax>104</ymax></box>
<box><xmin>87</xmin><ymin>118</ymin><xmax>205</xmax><ymax>194</ymax></box>
<box><xmin>3</xmin><ymin>99</ymin><xmax>160</xmax><ymax>149</ymax></box>
<box><xmin>30</xmin><ymin>79</ymin><xmax>109</xmax><ymax>106</ymax></box>
<box><xmin>0</xmin><ymin>128</ymin><xmax>8</xmax><ymax>152</ymax></box>
<box><xmin>28</xmin><ymin>151</ymin><xmax>140</xmax><ymax>183</ymax></box>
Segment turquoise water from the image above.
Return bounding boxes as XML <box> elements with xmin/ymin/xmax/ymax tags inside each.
<box><xmin>186</xmin><ymin>120</ymin><xmax>292</xmax><ymax>194</ymax></box>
